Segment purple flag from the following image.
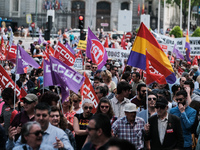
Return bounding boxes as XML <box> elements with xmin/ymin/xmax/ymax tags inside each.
<box><xmin>16</xmin><ymin>45</ymin><xmax>40</xmax><ymax>74</ymax></box>
<box><xmin>43</xmin><ymin>59</ymin><xmax>69</xmax><ymax>102</ymax></box>
<box><xmin>49</xmin><ymin>56</ymin><xmax>85</xmax><ymax>94</ymax></box>
<box><xmin>86</xmin><ymin>27</ymin><xmax>108</xmax><ymax>69</ymax></box>
<box><xmin>65</xmin><ymin>42</ymin><xmax>75</xmax><ymax>55</ymax></box>
<box><xmin>43</xmin><ymin>59</ymin><xmax>53</xmax><ymax>87</ymax></box>
<box><xmin>173</xmin><ymin>44</ymin><xmax>184</xmax><ymax>60</ymax></box>
<box><xmin>38</xmin><ymin>31</ymin><xmax>44</xmax><ymax>45</ymax></box>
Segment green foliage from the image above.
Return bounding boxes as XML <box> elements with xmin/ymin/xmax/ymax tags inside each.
<box><xmin>169</xmin><ymin>26</ymin><xmax>183</xmax><ymax>38</ymax></box>
<box><xmin>192</xmin><ymin>27</ymin><xmax>200</xmax><ymax>37</ymax></box>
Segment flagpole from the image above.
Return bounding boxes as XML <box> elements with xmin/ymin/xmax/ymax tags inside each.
<box><xmin>180</xmin><ymin>0</ymin><xmax>182</xmax><ymax>30</ymax></box>
<box><xmin>163</xmin><ymin>0</ymin><xmax>166</xmax><ymax>35</ymax></box>
<box><xmin>146</xmin><ymin>85</ymin><xmax>148</xmax><ymax>123</ymax></box>
<box><xmin>157</xmin><ymin>0</ymin><xmax>161</xmax><ymax>34</ymax></box>
<box><xmin>57</xmin><ymin>86</ymin><xmax>64</xmax><ymax>115</ymax></box>
<box><xmin>187</xmin><ymin>0</ymin><xmax>191</xmax><ymax>33</ymax></box>
<box><xmin>14</xmin><ymin>44</ymin><xmax>19</xmax><ymax>111</ymax></box>
<box><xmin>42</xmin><ymin>58</ymin><xmax>45</xmax><ymax>94</ymax></box>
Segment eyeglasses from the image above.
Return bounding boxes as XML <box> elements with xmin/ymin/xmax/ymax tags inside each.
<box><xmin>155</xmin><ymin>105</ymin><xmax>166</xmax><ymax>109</ymax></box>
<box><xmin>87</xmin><ymin>126</ymin><xmax>98</xmax><ymax>131</ymax></box>
<box><xmin>86</xmin><ymin>66</ymin><xmax>91</xmax><ymax>68</ymax></box>
<box><xmin>114</xmin><ymin>70</ymin><xmax>118</xmax><ymax>72</ymax></box>
<box><xmin>92</xmin><ymin>67</ymin><xmax>97</xmax><ymax>69</ymax></box>
<box><xmin>50</xmin><ymin>115</ymin><xmax>59</xmax><ymax>118</ymax></box>
<box><xmin>29</xmin><ymin>130</ymin><xmax>44</xmax><ymax>136</ymax></box>
<box><xmin>24</xmin><ymin>99</ymin><xmax>34</xmax><ymax>104</ymax></box>
<box><xmin>36</xmin><ymin>114</ymin><xmax>48</xmax><ymax>118</ymax></box>
<box><xmin>100</xmin><ymin>106</ymin><xmax>109</xmax><ymax>109</ymax></box>
<box><xmin>141</xmin><ymin>90</ymin><xmax>146</xmax><ymax>93</ymax></box>
<box><xmin>73</xmin><ymin>100</ymin><xmax>80</xmax><ymax>103</ymax></box>
<box><xmin>176</xmin><ymin>98</ymin><xmax>184</xmax><ymax>102</ymax></box>
<box><xmin>84</xmin><ymin>106</ymin><xmax>93</xmax><ymax>110</ymax></box>
<box><xmin>95</xmin><ymin>92</ymin><xmax>100</xmax><ymax>94</ymax></box>
<box><xmin>148</xmin><ymin>97</ymin><xmax>157</xmax><ymax>101</ymax></box>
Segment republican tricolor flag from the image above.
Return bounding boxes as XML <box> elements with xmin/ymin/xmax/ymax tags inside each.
<box><xmin>185</xmin><ymin>30</ymin><xmax>191</xmax><ymax>61</ymax></box>
<box><xmin>127</xmin><ymin>22</ymin><xmax>176</xmax><ymax>84</ymax></box>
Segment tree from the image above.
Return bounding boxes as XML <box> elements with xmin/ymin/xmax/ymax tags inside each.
<box><xmin>192</xmin><ymin>27</ymin><xmax>200</xmax><ymax>37</ymax></box>
<box><xmin>169</xmin><ymin>26</ymin><xmax>183</xmax><ymax>37</ymax></box>
<box><xmin>165</xmin><ymin>0</ymin><xmax>200</xmax><ymax>30</ymax></box>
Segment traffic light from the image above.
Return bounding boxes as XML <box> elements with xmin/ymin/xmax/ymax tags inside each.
<box><xmin>78</xmin><ymin>15</ymin><xmax>84</xmax><ymax>29</ymax></box>
<box><xmin>44</xmin><ymin>30</ymin><xmax>50</xmax><ymax>40</ymax></box>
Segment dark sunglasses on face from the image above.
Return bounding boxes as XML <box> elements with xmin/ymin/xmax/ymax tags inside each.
<box><xmin>148</xmin><ymin>97</ymin><xmax>157</xmax><ymax>101</ymax></box>
<box><xmin>141</xmin><ymin>90</ymin><xmax>146</xmax><ymax>93</ymax></box>
<box><xmin>176</xmin><ymin>98</ymin><xmax>184</xmax><ymax>102</ymax></box>
<box><xmin>36</xmin><ymin>114</ymin><xmax>48</xmax><ymax>118</ymax></box>
<box><xmin>87</xmin><ymin>126</ymin><xmax>97</xmax><ymax>131</ymax></box>
<box><xmin>84</xmin><ymin>106</ymin><xmax>93</xmax><ymax>110</ymax></box>
<box><xmin>50</xmin><ymin>115</ymin><xmax>59</xmax><ymax>118</ymax></box>
<box><xmin>155</xmin><ymin>105</ymin><xmax>166</xmax><ymax>109</ymax></box>
<box><xmin>24</xmin><ymin>99</ymin><xmax>34</xmax><ymax>104</ymax></box>
<box><xmin>73</xmin><ymin>100</ymin><xmax>80</xmax><ymax>103</ymax></box>
<box><xmin>29</xmin><ymin>130</ymin><xmax>44</xmax><ymax>136</ymax></box>
<box><xmin>100</xmin><ymin>106</ymin><xmax>109</xmax><ymax>109</ymax></box>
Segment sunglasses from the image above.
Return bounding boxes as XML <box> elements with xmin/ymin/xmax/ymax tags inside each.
<box><xmin>50</xmin><ymin>115</ymin><xmax>59</xmax><ymax>118</ymax></box>
<box><xmin>36</xmin><ymin>114</ymin><xmax>48</xmax><ymax>118</ymax></box>
<box><xmin>155</xmin><ymin>105</ymin><xmax>166</xmax><ymax>109</ymax></box>
<box><xmin>73</xmin><ymin>100</ymin><xmax>80</xmax><ymax>103</ymax></box>
<box><xmin>84</xmin><ymin>106</ymin><xmax>93</xmax><ymax>110</ymax></box>
<box><xmin>24</xmin><ymin>99</ymin><xmax>34</xmax><ymax>104</ymax></box>
<box><xmin>141</xmin><ymin>90</ymin><xmax>146</xmax><ymax>93</ymax></box>
<box><xmin>100</xmin><ymin>106</ymin><xmax>109</xmax><ymax>109</ymax></box>
<box><xmin>148</xmin><ymin>98</ymin><xmax>157</xmax><ymax>101</ymax></box>
<box><xmin>176</xmin><ymin>98</ymin><xmax>184</xmax><ymax>102</ymax></box>
<box><xmin>87</xmin><ymin>126</ymin><xmax>98</xmax><ymax>131</ymax></box>
<box><xmin>29</xmin><ymin>130</ymin><xmax>44</xmax><ymax>136</ymax></box>
<box><xmin>92</xmin><ymin>67</ymin><xmax>97</xmax><ymax>69</ymax></box>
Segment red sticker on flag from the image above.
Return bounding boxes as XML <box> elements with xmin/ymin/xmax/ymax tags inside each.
<box><xmin>90</xmin><ymin>39</ymin><xmax>104</xmax><ymax>65</ymax></box>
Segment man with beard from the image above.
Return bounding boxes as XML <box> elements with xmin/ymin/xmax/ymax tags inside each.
<box><xmin>137</xmin><ymin>91</ymin><xmax>157</xmax><ymax>123</ymax></box>
<box><xmin>131</xmin><ymin>83</ymin><xmax>147</xmax><ymax>111</ymax></box>
<box><xmin>82</xmin><ymin>114</ymin><xmax>111</xmax><ymax>150</ymax></box>
<box><xmin>170</xmin><ymin>90</ymin><xmax>196</xmax><ymax>149</ymax></box>
<box><xmin>110</xmin><ymin>81</ymin><xmax>132</xmax><ymax>118</ymax></box>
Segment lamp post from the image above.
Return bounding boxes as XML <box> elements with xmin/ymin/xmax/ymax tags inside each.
<box><xmin>34</xmin><ymin>0</ymin><xmax>38</xmax><ymax>38</ymax></box>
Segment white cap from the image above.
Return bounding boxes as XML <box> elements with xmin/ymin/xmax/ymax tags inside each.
<box><xmin>124</xmin><ymin>103</ymin><xmax>138</xmax><ymax>112</ymax></box>
<box><xmin>82</xmin><ymin>98</ymin><xmax>93</xmax><ymax>106</ymax></box>
<box><xmin>114</xmin><ymin>62</ymin><xmax>120</xmax><ymax>67</ymax></box>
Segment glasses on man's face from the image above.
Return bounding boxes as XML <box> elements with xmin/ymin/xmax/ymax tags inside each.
<box><xmin>141</xmin><ymin>90</ymin><xmax>146</xmax><ymax>93</ymax></box>
<box><xmin>100</xmin><ymin>106</ymin><xmax>109</xmax><ymax>109</ymax></box>
<box><xmin>50</xmin><ymin>115</ymin><xmax>59</xmax><ymax>118</ymax></box>
<box><xmin>73</xmin><ymin>100</ymin><xmax>80</xmax><ymax>103</ymax></box>
<box><xmin>176</xmin><ymin>98</ymin><xmax>184</xmax><ymax>102</ymax></box>
<box><xmin>36</xmin><ymin>114</ymin><xmax>48</xmax><ymax>118</ymax></box>
<box><xmin>84</xmin><ymin>106</ymin><xmax>93</xmax><ymax>110</ymax></box>
<box><xmin>155</xmin><ymin>105</ymin><xmax>166</xmax><ymax>109</ymax></box>
<box><xmin>24</xmin><ymin>99</ymin><xmax>34</xmax><ymax>104</ymax></box>
<box><xmin>86</xmin><ymin>66</ymin><xmax>91</xmax><ymax>68</ymax></box>
<box><xmin>29</xmin><ymin>130</ymin><xmax>44</xmax><ymax>136</ymax></box>
<box><xmin>92</xmin><ymin>67</ymin><xmax>97</xmax><ymax>69</ymax></box>
<box><xmin>87</xmin><ymin>126</ymin><xmax>98</xmax><ymax>131</ymax></box>
<box><xmin>148</xmin><ymin>97</ymin><xmax>157</xmax><ymax>101</ymax></box>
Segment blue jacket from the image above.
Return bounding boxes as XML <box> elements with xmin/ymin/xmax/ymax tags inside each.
<box><xmin>170</xmin><ymin>106</ymin><xmax>196</xmax><ymax>147</ymax></box>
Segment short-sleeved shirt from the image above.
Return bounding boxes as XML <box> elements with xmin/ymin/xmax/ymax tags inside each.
<box><xmin>112</xmin><ymin>116</ymin><xmax>145</xmax><ymax>150</ymax></box>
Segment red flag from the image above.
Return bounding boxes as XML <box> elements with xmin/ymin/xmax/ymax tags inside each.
<box><xmin>178</xmin><ymin>67</ymin><xmax>184</xmax><ymax>75</ymax></box>
<box><xmin>142</xmin><ymin>3</ymin><xmax>145</xmax><ymax>14</ymax></box>
<box><xmin>121</xmin><ymin>35</ymin><xmax>126</xmax><ymax>50</ymax></box>
<box><xmin>7</xmin><ymin>44</ymin><xmax>17</xmax><ymax>63</ymax></box>
<box><xmin>0</xmin><ymin>65</ymin><xmax>26</xmax><ymax>99</ymax></box>
<box><xmin>54</xmin><ymin>42</ymin><xmax>75</xmax><ymax>66</ymax></box>
<box><xmin>104</xmin><ymin>37</ymin><xmax>109</xmax><ymax>48</ymax></box>
<box><xmin>80</xmin><ymin>72</ymin><xmax>99</xmax><ymax>114</ymax></box>
<box><xmin>138</xmin><ymin>3</ymin><xmax>140</xmax><ymax>16</ymax></box>
<box><xmin>145</xmin><ymin>56</ymin><xmax>167</xmax><ymax>85</ymax></box>
<box><xmin>0</xmin><ymin>37</ymin><xmax>5</xmax><ymax>54</ymax></box>
<box><xmin>192</xmin><ymin>56</ymin><xmax>198</xmax><ymax>66</ymax></box>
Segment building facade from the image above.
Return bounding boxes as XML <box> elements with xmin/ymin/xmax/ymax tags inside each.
<box><xmin>0</xmin><ymin>0</ymin><xmax>180</xmax><ymax>33</ymax></box>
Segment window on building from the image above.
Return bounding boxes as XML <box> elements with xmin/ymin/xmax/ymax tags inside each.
<box><xmin>13</xmin><ymin>0</ymin><xmax>19</xmax><ymax>11</ymax></box>
<box><xmin>121</xmin><ymin>2</ymin><xmax>129</xmax><ymax>10</ymax></box>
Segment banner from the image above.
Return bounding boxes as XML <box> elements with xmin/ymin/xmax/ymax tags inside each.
<box><xmin>0</xmin><ymin>65</ymin><xmax>26</xmax><ymax>98</ymax></box>
<box><xmin>54</xmin><ymin>42</ymin><xmax>75</xmax><ymax>66</ymax></box>
<box><xmin>77</xmin><ymin>40</ymin><xmax>87</xmax><ymax>50</ymax></box>
<box><xmin>80</xmin><ymin>73</ymin><xmax>99</xmax><ymax>114</ymax></box>
<box><xmin>73</xmin><ymin>58</ymin><xmax>83</xmax><ymax>70</ymax></box>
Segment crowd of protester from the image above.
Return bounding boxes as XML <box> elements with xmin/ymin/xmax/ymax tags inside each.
<box><xmin>0</xmin><ymin>27</ymin><xmax>200</xmax><ymax>150</ymax></box>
